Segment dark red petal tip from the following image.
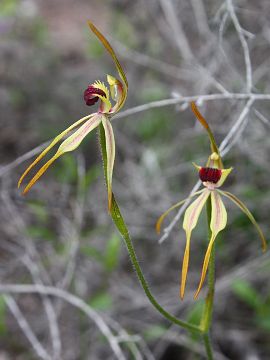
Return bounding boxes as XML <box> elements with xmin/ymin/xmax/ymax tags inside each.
<box><xmin>83</xmin><ymin>85</ymin><xmax>106</xmax><ymax>106</ymax></box>
<box><xmin>199</xmin><ymin>167</ymin><xmax>221</xmax><ymax>184</ymax></box>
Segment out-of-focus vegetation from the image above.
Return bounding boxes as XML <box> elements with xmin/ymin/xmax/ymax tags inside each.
<box><xmin>1</xmin><ymin>0</ymin><xmax>270</xmax><ymax>359</ymax></box>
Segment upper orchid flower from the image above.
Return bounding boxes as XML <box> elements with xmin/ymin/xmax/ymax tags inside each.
<box><xmin>157</xmin><ymin>102</ymin><xmax>267</xmax><ymax>300</ymax></box>
<box><xmin>18</xmin><ymin>21</ymin><xmax>128</xmax><ymax>211</ymax></box>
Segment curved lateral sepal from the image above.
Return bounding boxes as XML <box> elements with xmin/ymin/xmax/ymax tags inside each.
<box><xmin>18</xmin><ymin>114</ymin><xmax>93</xmax><ymax>189</ymax></box>
<box><xmin>218</xmin><ymin>190</ymin><xmax>267</xmax><ymax>252</ymax></box>
<box><xmin>21</xmin><ymin>114</ymin><xmax>102</xmax><ymax>194</ymax></box>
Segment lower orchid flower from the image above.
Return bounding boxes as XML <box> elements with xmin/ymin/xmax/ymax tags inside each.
<box><xmin>18</xmin><ymin>21</ymin><xmax>128</xmax><ymax>212</ymax></box>
<box><xmin>156</xmin><ymin>102</ymin><xmax>267</xmax><ymax>300</ymax></box>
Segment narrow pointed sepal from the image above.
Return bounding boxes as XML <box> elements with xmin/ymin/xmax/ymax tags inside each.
<box><xmin>101</xmin><ymin>116</ymin><xmax>115</xmax><ymax>212</ymax></box>
<box><xmin>190</xmin><ymin>102</ymin><xmax>222</xmax><ymax>167</ymax></box>
<box><xmin>192</xmin><ymin>162</ymin><xmax>201</xmax><ymax>171</ymax></box>
<box><xmin>18</xmin><ymin>114</ymin><xmax>93</xmax><ymax>189</ymax></box>
<box><xmin>21</xmin><ymin>114</ymin><xmax>102</xmax><ymax>194</ymax></box>
<box><xmin>218</xmin><ymin>190</ymin><xmax>267</xmax><ymax>252</ymax></box>
<box><xmin>194</xmin><ymin>191</ymin><xmax>227</xmax><ymax>299</ymax></box>
<box><xmin>216</xmin><ymin>168</ymin><xmax>233</xmax><ymax>187</ymax></box>
<box><xmin>180</xmin><ymin>234</ymin><xmax>191</xmax><ymax>299</ymax></box>
<box><xmin>87</xmin><ymin>21</ymin><xmax>128</xmax><ymax>112</ymax></box>
<box><xmin>181</xmin><ymin>189</ymin><xmax>210</xmax><ymax>298</ymax></box>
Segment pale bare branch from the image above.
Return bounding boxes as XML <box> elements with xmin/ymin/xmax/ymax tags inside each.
<box><xmin>1</xmin><ymin>285</ymin><xmax>126</xmax><ymax>360</ymax></box>
<box><xmin>226</xmin><ymin>0</ymin><xmax>253</xmax><ymax>92</ymax></box>
<box><xmin>5</xmin><ymin>295</ymin><xmax>52</xmax><ymax>360</ymax></box>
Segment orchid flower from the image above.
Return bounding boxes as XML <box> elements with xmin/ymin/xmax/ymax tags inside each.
<box><xmin>18</xmin><ymin>21</ymin><xmax>128</xmax><ymax>211</ymax></box>
<box><xmin>156</xmin><ymin>102</ymin><xmax>267</xmax><ymax>300</ymax></box>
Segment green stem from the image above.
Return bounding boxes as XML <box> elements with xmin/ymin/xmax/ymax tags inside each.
<box><xmin>203</xmin><ymin>333</ymin><xmax>214</xmax><ymax>360</ymax></box>
<box><xmin>99</xmin><ymin>125</ymin><xmax>200</xmax><ymax>333</ymax></box>
<box><xmin>200</xmin><ymin>197</ymin><xmax>215</xmax><ymax>359</ymax></box>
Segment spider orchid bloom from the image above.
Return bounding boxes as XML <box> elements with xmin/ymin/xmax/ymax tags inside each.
<box><xmin>156</xmin><ymin>102</ymin><xmax>267</xmax><ymax>300</ymax></box>
<box><xmin>18</xmin><ymin>21</ymin><xmax>128</xmax><ymax>212</ymax></box>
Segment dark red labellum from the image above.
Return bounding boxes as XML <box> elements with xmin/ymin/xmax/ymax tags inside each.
<box><xmin>199</xmin><ymin>167</ymin><xmax>221</xmax><ymax>184</ymax></box>
<box><xmin>84</xmin><ymin>85</ymin><xmax>106</xmax><ymax>106</ymax></box>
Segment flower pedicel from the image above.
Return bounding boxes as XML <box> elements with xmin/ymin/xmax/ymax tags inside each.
<box><xmin>18</xmin><ymin>21</ymin><xmax>128</xmax><ymax>212</ymax></box>
<box><xmin>156</xmin><ymin>102</ymin><xmax>267</xmax><ymax>300</ymax></box>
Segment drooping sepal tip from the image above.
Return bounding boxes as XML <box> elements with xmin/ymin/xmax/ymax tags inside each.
<box><xmin>190</xmin><ymin>102</ymin><xmax>221</xmax><ymax>163</ymax></box>
<box><xmin>87</xmin><ymin>20</ymin><xmax>128</xmax><ymax>91</ymax></box>
<box><xmin>18</xmin><ymin>114</ymin><xmax>102</xmax><ymax>195</ymax></box>
<box><xmin>219</xmin><ymin>190</ymin><xmax>267</xmax><ymax>253</ymax></box>
<box><xmin>180</xmin><ymin>233</ymin><xmax>191</xmax><ymax>300</ymax></box>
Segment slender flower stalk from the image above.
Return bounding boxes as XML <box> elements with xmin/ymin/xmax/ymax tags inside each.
<box><xmin>157</xmin><ymin>102</ymin><xmax>267</xmax><ymax>300</ymax></box>
<box><xmin>18</xmin><ymin>21</ymin><xmax>128</xmax><ymax>212</ymax></box>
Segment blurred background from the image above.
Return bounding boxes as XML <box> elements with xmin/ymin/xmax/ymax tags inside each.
<box><xmin>1</xmin><ymin>0</ymin><xmax>270</xmax><ymax>359</ymax></box>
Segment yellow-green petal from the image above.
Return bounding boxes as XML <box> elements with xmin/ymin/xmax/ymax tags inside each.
<box><xmin>155</xmin><ymin>189</ymin><xmax>204</xmax><ymax>234</ymax></box>
<box><xmin>93</xmin><ymin>80</ymin><xmax>111</xmax><ymax>113</ymax></box>
<box><xmin>181</xmin><ymin>189</ymin><xmax>210</xmax><ymax>299</ymax></box>
<box><xmin>18</xmin><ymin>114</ymin><xmax>94</xmax><ymax>189</ymax></box>
<box><xmin>183</xmin><ymin>189</ymin><xmax>210</xmax><ymax>234</ymax></box>
<box><xmin>107</xmin><ymin>74</ymin><xmax>119</xmax><ymax>101</ymax></box>
<box><xmin>107</xmin><ymin>74</ymin><xmax>125</xmax><ymax>114</ymax></box>
<box><xmin>216</xmin><ymin>167</ymin><xmax>233</xmax><ymax>187</ymax></box>
<box><xmin>194</xmin><ymin>191</ymin><xmax>227</xmax><ymax>299</ymax></box>
<box><xmin>218</xmin><ymin>190</ymin><xmax>267</xmax><ymax>252</ymax></box>
<box><xmin>102</xmin><ymin>116</ymin><xmax>115</xmax><ymax>212</ymax></box>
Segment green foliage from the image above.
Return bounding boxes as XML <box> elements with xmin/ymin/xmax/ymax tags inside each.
<box><xmin>186</xmin><ymin>301</ymin><xmax>205</xmax><ymax>340</ymax></box>
<box><xmin>256</xmin><ymin>306</ymin><xmax>270</xmax><ymax>331</ymax></box>
<box><xmin>86</xmin><ymin>37</ymin><xmax>105</xmax><ymax>59</ymax></box>
<box><xmin>0</xmin><ymin>296</ymin><xmax>7</xmax><ymax>335</ymax></box>
<box><xmin>232</xmin><ymin>279</ymin><xmax>270</xmax><ymax>331</ymax></box>
<box><xmin>54</xmin><ymin>154</ymin><xmax>77</xmax><ymax>184</ymax></box>
<box><xmin>232</xmin><ymin>212</ymin><xmax>251</xmax><ymax>228</ymax></box>
<box><xmin>81</xmin><ymin>233</ymin><xmax>121</xmax><ymax>272</ymax></box>
<box><xmin>103</xmin><ymin>234</ymin><xmax>121</xmax><ymax>272</ymax></box>
<box><xmin>25</xmin><ymin>225</ymin><xmax>55</xmax><ymax>241</ymax></box>
<box><xmin>134</xmin><ymin>109</ymin><xmax>171</xmax><ymax>141</ymax></box>
<box><xmin>241</xmin><ymin>185</ymin><xmax>264</xmax><ymax>200</ymax></box>
<box><xmin>10</xmin><ymin>89</ymin><xmax>27</xmax><ymax>109</ymax></box>
<box><xmin>26</xmin><ymin>201</ymin><xmax>55</xmax><ymax>241</ymax></box>
<box><xmin>81</xmin><ymin>165</ymin><xmax>101</xmax><ymax>193</ymax></box>
<box><xmin>88</xmin><ymin>292</ymin><xmax>113</xmax><ymax>311</ymax></box>
<box><xmin>232</xmin><ymin>279</ymin><xmax>262</xmax><ymax>308</ymax></box>
<box><xmin>187</xmin><ymin>301</ymin><xmax>204</xmax><ymax>326</ymax></box>
<box><xmin>113</xmin><ymin>14</ymin><xmax>138</xmax><ymax>48</ymax></box>
<box><xmin>30</xmin><ymin>19</ymin><xmax>48</xmax><ymax>46</ymax></box>
<box><xmin>28</xmin><ymin>201</ymin><xmax>49</xmax><ymax>222</ymax></box>
<box><xmin>143</xmin><ymin>325</ymin><xmax>167</xmax><ymax>341</ymax></box>
<box><xmin>137</xmin><ymin>84</ymin><xmax>168</xmax><ymax>103</ymax></box>
<box><xmin>80</xmin><ymin>245</ymin><xmax>103</xmax><ymax>262</ymax></box>
<box><xmin>0</xmin><ymin>0</ymin><xmax>18</xmax><ymax>16</ymax></box>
